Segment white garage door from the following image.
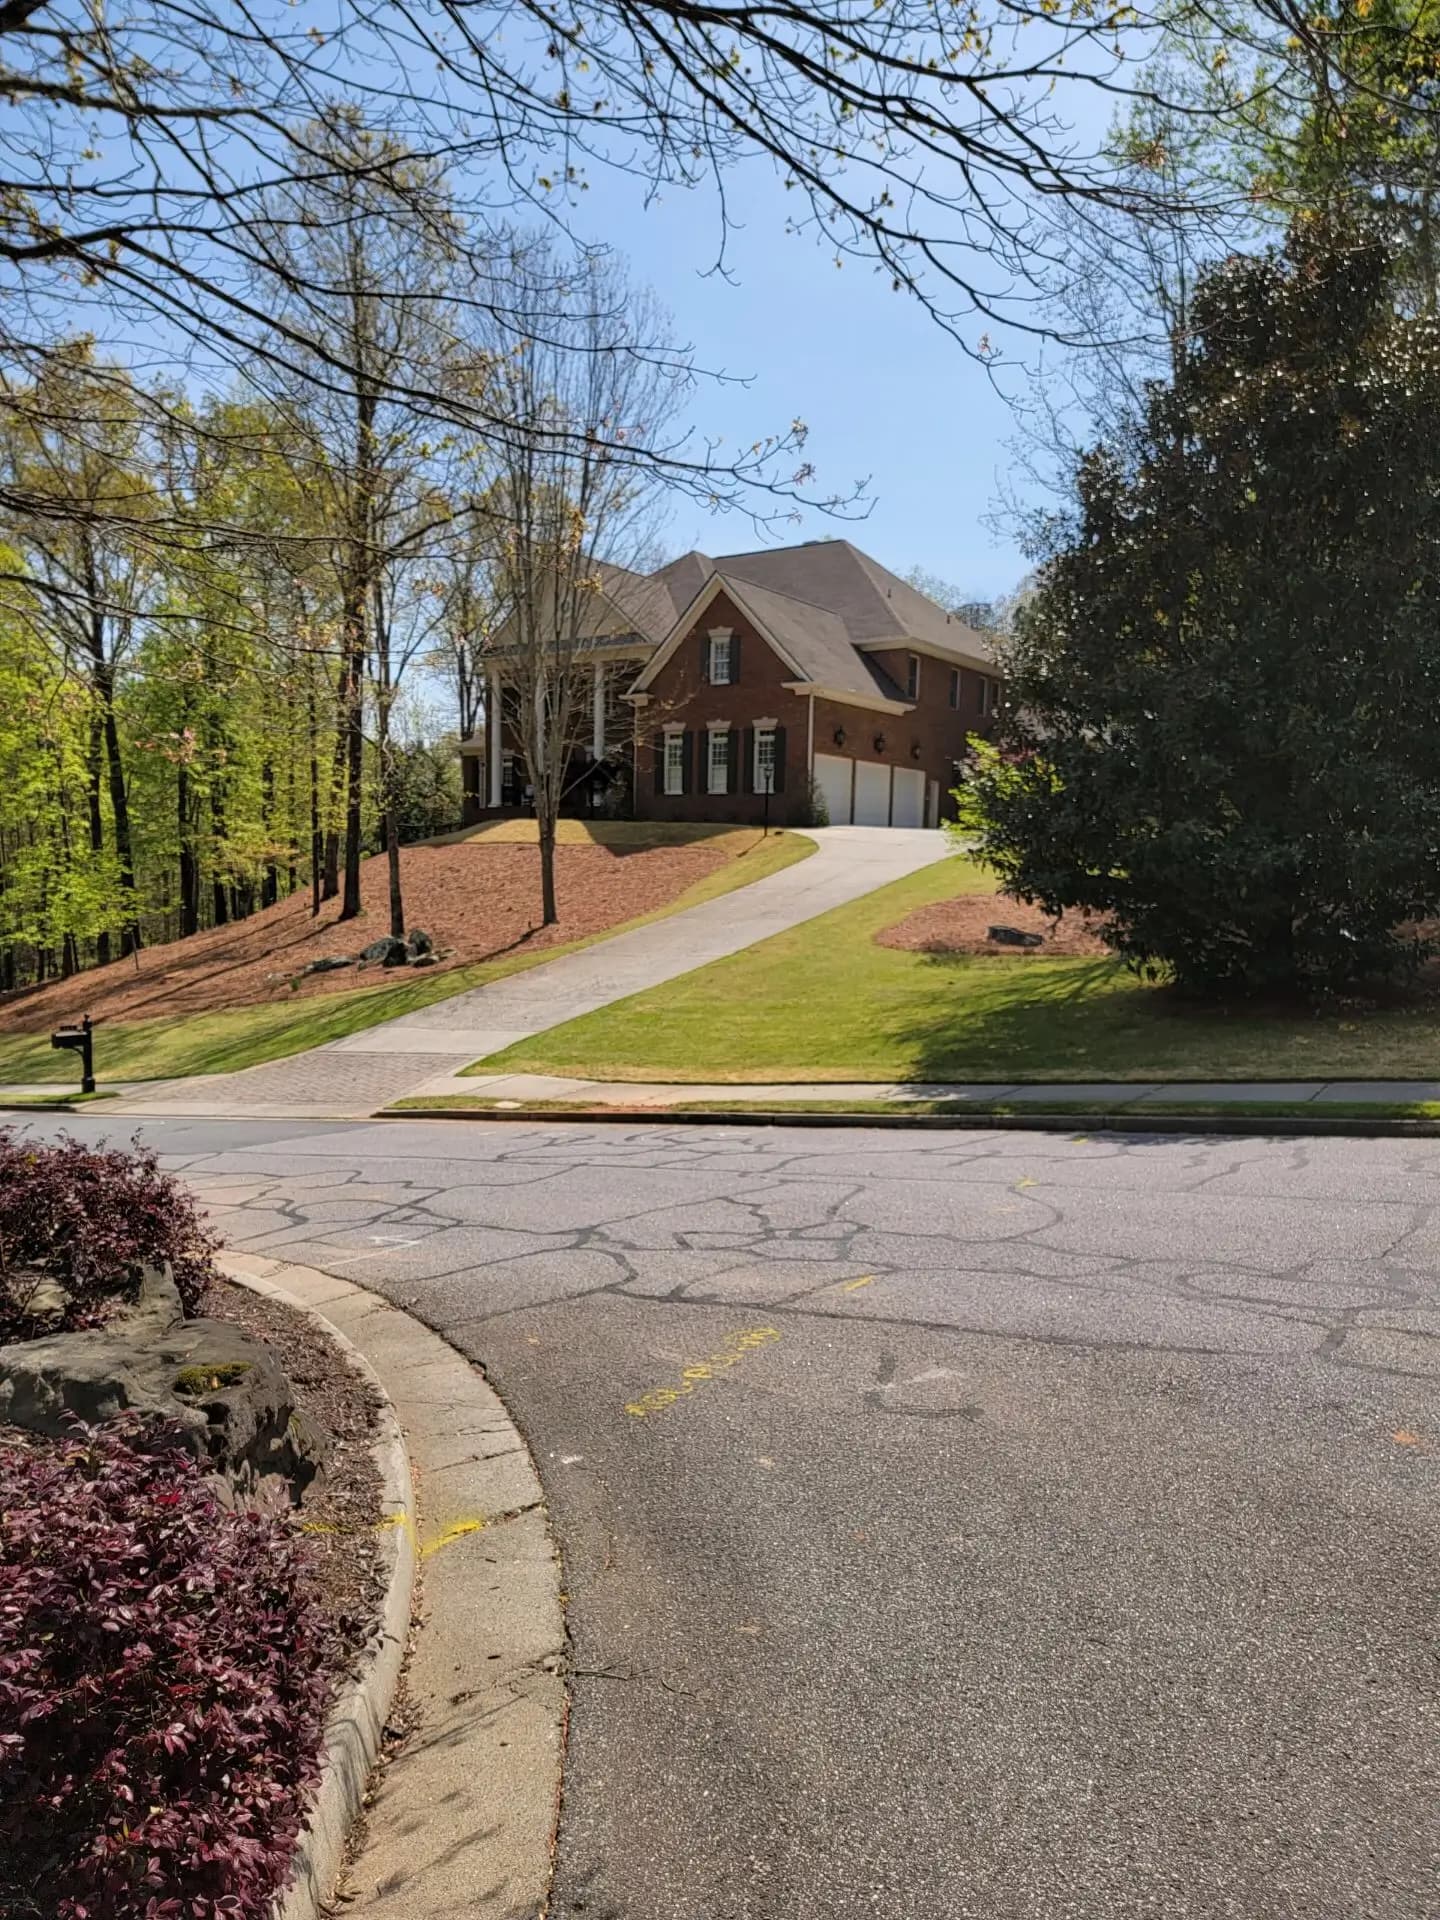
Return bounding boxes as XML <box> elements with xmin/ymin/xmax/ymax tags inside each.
<box><xmin>813</xmin><ymin>752</ymin><xmax>853</xmax><ymax>826</ymax></box>
<box><xmin>892</xmin><ymin>767</ymin><xmax>925</xmax><ymax>829</ymax></box>
<box><xmin>854</xmin><ymin>760</ymin><xmax>892</xmax><ymax>827</ymax></box>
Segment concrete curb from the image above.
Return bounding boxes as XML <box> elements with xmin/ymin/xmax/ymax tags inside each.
<box><xmin>220</xmin><ymin>1251</ymin><xmax>567</xmax><ymax>1920</ymax></box>
<box><xmin>378</xmin><ymin>1103</ymin><xmax>1440</xmax><ymax>1139</ymax></box>
<box><xmin>217</xmin><ymin>1256</ymin><xmax>416</xmax><ymax>1920</ymax></box>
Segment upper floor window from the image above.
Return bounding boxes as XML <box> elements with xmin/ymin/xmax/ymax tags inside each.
<box><xmin>708</xmin><ymin>630</ymin><xmax>733</xmax><ymax>685</ymax></box>
<box><xmin>906</xmin><ymin>654</ymin><xmax>920</xmax><ymax>700</ymax></box>
<box><xmin>664</xmin><ymin>731</ymin><xmax>686</xmax><ymax>796</ymax></box>
<box><xmin>948</xmin><ymin>668</ymin><xmax>961</xmax><ymax>710</ymax></box>
<box><xmin>707</xmin><ymin>727</ymin><xmax>730</xmax><ymax>795</ymax></box>
<box><xmin>980</xmin><ymin>676</ymin><xmax>1000</xmax><ymax>716</ymax></box>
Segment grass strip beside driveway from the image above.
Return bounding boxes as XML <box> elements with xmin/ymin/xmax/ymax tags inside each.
<box><xmin>476</xmin><ymin>856</ymin><xmax>1440</xmax><ymax>1084</ymax></box>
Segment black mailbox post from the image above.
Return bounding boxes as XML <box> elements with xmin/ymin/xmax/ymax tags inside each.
<box><xmin>51</xmin><ymin>1014</ymin><xmax>95</xmax><ymax>1094</ymax></box>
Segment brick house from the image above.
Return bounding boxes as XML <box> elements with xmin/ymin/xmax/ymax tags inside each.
<box><xmin>460</xmin><ymin>540</ymin><xmax>1000</xmax><ymax>828</ymax></box>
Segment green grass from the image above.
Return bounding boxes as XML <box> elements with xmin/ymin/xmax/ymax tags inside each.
<box><xmin>477</xmin><ymin>855</ymin><xmax>1440</xmax><ymax>1084</ymax></box>
<box><xmin>0</xmin><ymin>828</ymin><xmax>813</xmax><ymax>1086</ymax></box>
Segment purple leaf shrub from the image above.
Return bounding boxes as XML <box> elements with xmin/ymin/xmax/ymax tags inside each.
<box><xmin>0</xmin><ymin>1420</ymin><xmax>329</xmax><ymax>1919</ymax></box>
<box><xmin>0</xmin><ymin>1129</ymin><xmax>219</xmax><ymax>1339</ymax></box>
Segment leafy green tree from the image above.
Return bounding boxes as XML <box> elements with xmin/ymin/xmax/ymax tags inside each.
<box><xmin>963</xmin><ymin>221</ymin><xmax>1440</xmax><ymax>998</ymax></box>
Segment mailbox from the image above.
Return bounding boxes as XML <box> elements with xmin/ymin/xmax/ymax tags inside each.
<box><xmin>51</xmin><ymin>1014</ymin><xmax>95</xmax><ymax>1094</ymax></box>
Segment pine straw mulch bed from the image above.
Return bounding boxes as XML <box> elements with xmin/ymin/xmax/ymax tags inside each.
<box><xmin>200</xmin><ymin>1277</ymin><xmax>387</xmax><ymax>1686</ymax></box>
<box><xmin>0</xmin><ymin>837</ymin><xmax>732</xmax><ymax>1030</ymax></box>
<box><xmin>876</xmin><ymin>891</ymin><xmax>1110</xmax><ymax>959</ymax></box>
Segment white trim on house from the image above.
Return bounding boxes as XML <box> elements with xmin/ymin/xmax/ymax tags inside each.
<box><xmin>780</xmin><ymin>679</ymin><xmax>912</xmax><ymax>717</ymax></box>
<box><xmin>628</xmin><ymin>575</ymin><xmax>806</xmax><ymax>693</ymax></box>
<box><xmin>855</xmin><ymin>636</ymin><xmax>995</xmax><ymax>672</ymax></box>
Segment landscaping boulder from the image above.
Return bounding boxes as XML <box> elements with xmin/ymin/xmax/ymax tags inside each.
<box><xmin>987</xmin><ymin>924</ymin><xmax>1045</xmax><ymax>949</ymax></box>
<box><xmin>359</xmin><ymin>934</ymin><xmax>409</xmax><ymax>967</ymax></box>
<box><xmin>0</xmin><ymin>1263</ymin><xmax>329</xmax><ymax>1503</ymax></box>
<box><xmin>301</xmin><ymin>953</ymin><xmax>355</xmax><ymax>976</ymax></box>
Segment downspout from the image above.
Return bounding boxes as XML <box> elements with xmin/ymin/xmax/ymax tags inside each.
<box><xmin>806</xmin><ymin>693</ymin><xmax>815</xmax><ymax>786</ymax></box>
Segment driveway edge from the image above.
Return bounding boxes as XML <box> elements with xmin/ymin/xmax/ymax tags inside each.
<box><xmin>217</xmin><ymin>1256</ymin><xmax>415</xmax><ymax>1920</ymax></box>
<box><xmin>378</xmin><ymin>1103</ymin><xmax>1440</xmax><ymax>1138</ymax></box>
<box><xmin>220</xmin><ymin>1251</ymin><xmax>567</xmax><ymax>1920</ymax></box>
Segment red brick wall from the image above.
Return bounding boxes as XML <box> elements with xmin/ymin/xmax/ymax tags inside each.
<box><xmin>633</xmin><ymin>598</ymin><xmax>1000</xmax><ymax>825</ymax></box>
<box><xmin>636</xmin><ymin>591</ymin><xmax>813</xmax><ymax>825</ymax></box>
<box><xmin>815</xmin><ymin>649</ymin><xmax>996</xmax><ymax>822</ymax></box>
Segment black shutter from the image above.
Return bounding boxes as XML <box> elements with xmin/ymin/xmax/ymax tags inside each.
<box><xmin>731</xmin><ymin>633</ymin><xmax>741</xmax><ymax>684</ymax></box>
<box><xmin>681</xmin><ymin>729</ymin><xmax>694</xmax><ymax>795</ymax></box>
<box><xmin>771</xmin><ymin>726</ymin><xmax>787</xmax><ymax>793</ymax></box>
<box><xmin>740</xmin><ymin>727</ymin><xmax>754</xmax><ymax>794</ymax></box>
<box><xmin>726</xmin><ymin>728</ymin><xmax>740</xmax><ymax>793</ymax></box>
<box><xmin>653</xmin><ymin>733</ymin><xmax>665</xmax><ymax>796</ymax></box>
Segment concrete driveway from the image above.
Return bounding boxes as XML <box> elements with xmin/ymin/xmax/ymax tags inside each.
<box><xmin>119</xmin><ymin>827</ymin><xmax>946</xmax><ymax>1118</ymax></box>
<box><xmin>23</xmin><ymin>1111</ymin><xmax>1439</xmax><ymax>1918</ymax></box>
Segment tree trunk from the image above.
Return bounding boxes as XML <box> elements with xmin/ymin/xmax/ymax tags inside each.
<box><xmin>211</xmin><ymin>784</ymin><xmax>229</xmax><ymax>926</ymax></box>
<box><xmin>99</xmin><ymin>690</ymin><xmax>140</xmax><ymax>956</ymax></box>
<box><xmin>178</xmin><ymin>761</ymin><xmax>200</xmax><ymax>939</ymax></box>
<box><xmin>338</xmin><ymin>566</ymin><xmax>368</xmax><ymax>923</ymax></box>
<box><xmin>309</xmin><ymin>685</ymin><xmax>323</xmax><ymax>919</ymax></box>
<box><xmin>86</xmin><ymin>711</ymin><xmax>112</xmax><ymax>967</ymax></box>
<box><xmin>538</xmin><ymin>810</ymin><xmax>558</xmax><ymax>927</ymax></box>
<box><xmin>261</xmin><ymin>761</ymin><xmax>278</xmax><ymax>908</ymax></box>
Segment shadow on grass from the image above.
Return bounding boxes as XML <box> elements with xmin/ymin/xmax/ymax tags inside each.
<box><xmin>884</xmin><ymin>953</ymin><xmax>1296</xmax><ymax>1085</ymax></box>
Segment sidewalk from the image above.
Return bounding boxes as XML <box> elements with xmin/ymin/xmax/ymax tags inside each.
<box><xmin>391</xmin><ymin>1070</ymin><xmax>1440</xmax><ymax>1114</ymax></box>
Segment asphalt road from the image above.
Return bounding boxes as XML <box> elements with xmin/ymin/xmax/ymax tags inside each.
<box><xmin>19</xmin><ymin>1113</ymin><xmax>1439</xmax><ymax>1918</ymax></box>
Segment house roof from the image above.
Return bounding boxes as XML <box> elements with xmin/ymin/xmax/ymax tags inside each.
<box><xmin>707</xmin><ymin>540</ymin><xmax>996</xmax><ymax>667</ymax></box>
<box><xmin>530</xmin><ymin>539</ymin><xmax>995</xmax><ymax>706</ymax></box>
<box><xmin>592</xmin><ymin>553</ymin><xmax>715</xmax><ymax>645</ymax></box>
<box><xmin>717</xmin><ymin>574</ymin><xmax>905</xmax><ymax>704</ymax></box>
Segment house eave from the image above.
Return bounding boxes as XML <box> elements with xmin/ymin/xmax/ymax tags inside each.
<box><xmin>783</xmin><ymin>681</ymin><xmax>913</xmax><ymax>717</ymax></box>
<box><xmin>855</xmin><ymin>637</ymin><xmax>997</xmax><ymax>671</ymax></box>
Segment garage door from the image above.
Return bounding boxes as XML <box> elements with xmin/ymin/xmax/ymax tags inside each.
<box><xmin>892</xmin><ymin>767</ymin><xmax>925</xmax><ymax>829</ymax></box>
<box><xmin>813</xmin><ymin>752</ymin><xmax>853</xmax><ymax>826</ymax></box>
<box><xmin>854</xmin><ymin>760</ymin><xmax>892</xmax><ymax>827</ymax></box>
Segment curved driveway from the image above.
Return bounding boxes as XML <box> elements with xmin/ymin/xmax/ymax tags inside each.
<box><xmin>27</xmin><ymin>1112</ymin><xmax>1440</xmax><ymax>1917</ymax></box>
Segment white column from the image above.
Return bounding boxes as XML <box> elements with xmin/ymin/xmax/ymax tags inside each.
<box><xmin>487</xmin><ymin>670</ymin><xmax>502</xmax><ymax>808</ymax></box>
<box><xmin>592</xmin><ymin>660</ymin><xmax>606</xmax><ymax>759</ymax></box>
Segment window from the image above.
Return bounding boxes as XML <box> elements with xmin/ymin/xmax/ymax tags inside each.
<box><xmin>664</xmin><ymin>732</ymin><xmax>686</xmax><ymax>796</ymax></box>
<box><xmin>981</xmin><ymin>676</ymin><xmax>1000</xmax><ymax>716</ymax></box>
<box><xmin>707</xmin><ymin>728</ymin><xmax>730</xmax><ymax>795</ymax></box>
<box><xmin>906</xmin><ymin>654</ymin><xmax>920</xmax><ymax>700</ymax></box>
<box><xmin>754</xmin><ymin>726</ymin><xmax>777</xmax><ymax>793</ymax></box>
<box><xmin>948</xmin><ymin>668</ymin><xmax>961</xmax><ymax>710</ymax></box>
<box><xmin>708</xmin><ymin>631</ymin><xmax>733</xmax><ymax>685</ymax></box>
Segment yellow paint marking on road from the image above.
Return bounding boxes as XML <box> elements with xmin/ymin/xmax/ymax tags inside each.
<box><xmin>625</xmin><ymin>1327</ymin><xmax>781</xmax><ymax>1418</ymax></box>
<box><xmin>421</xmin><ymin>1517</ymin><xmax>488</xmax><ymax>1558</ymax></box>
<box><xmin>1015</xmin><ymin>1177</ymin><xmax>1038</xmax><ymax>1190</ymax></box>
<box><xmin>841</xmin><ymin>1274</ymin><xmax>875</xmax><ymax>1292</ymax></box>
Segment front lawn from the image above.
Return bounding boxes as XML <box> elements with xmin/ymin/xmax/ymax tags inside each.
<box><xmin>477</xmin><ymin>856</ymin><xmax>1440</xmax><ymax>1083</ymax></box>
<box><xmin>0</xmin><ymin>827</ymin><xmax>812</xmax><ymax>1085</ymax></box>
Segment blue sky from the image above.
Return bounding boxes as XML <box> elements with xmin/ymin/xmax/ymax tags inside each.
<box><xmin>575</xmin><ymin>154</ymin><xmax>1035</xmax><ymax>603</ymax></box>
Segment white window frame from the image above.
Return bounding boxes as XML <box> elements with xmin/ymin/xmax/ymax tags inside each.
<box><xmin>753</xmin><ymin>725</ymin><xmax>777</xmax><ymax>794</ymax></box>
<box><xmin>707</xmin><ymin>629</ymin><xmax>734</xmax><ymax>686</ymax></box>
<box><xmin>663</xmin><ymin>729</ymin><xmax>686</xmax><ymax>796</ymax></box>
<box><xmin>981</xmin><ymin>676</ymin><xmax>1000</xmax><ymax>716</ymax></box>
<box><xmin>707</xmin><ymin>726</ymin><xmax>730</xmax><ymax>795</ymax></box>
<box><xmin>948</xmin><ymin>668</ymin><xmax>961</xmax><ymax>710</ymax></box>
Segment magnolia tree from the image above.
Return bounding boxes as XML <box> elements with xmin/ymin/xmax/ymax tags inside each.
<box><xmin>963</xmin><ymin>222</ymin><xmax>1440</xmax><ymax>998</ymax></box>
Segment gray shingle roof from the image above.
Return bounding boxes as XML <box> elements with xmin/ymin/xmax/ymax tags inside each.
<box><xmin>708</xmin><ymin>540</ymin><xmax>995</xmax><ymax>667</ymax></box>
